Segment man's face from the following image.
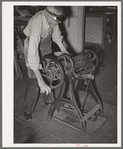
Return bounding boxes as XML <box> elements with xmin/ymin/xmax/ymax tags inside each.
<box><xmin>48</xmin><ymin>14</ymin><xmax>60</xmax><ymax>26</ymax></box>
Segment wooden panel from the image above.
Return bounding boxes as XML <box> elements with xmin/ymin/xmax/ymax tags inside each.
<box><xmin>85</xmin><ymin>17</ymin><xmax>103</xmax><ymax>44</ymax></box>
<box><xmin>85</xmin><ymin>13</ymin><xmax>116</xmax><ymax>50</ymax></box>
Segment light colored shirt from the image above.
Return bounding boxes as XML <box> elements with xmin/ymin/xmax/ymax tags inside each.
<box><xmin>23</xmin><ymin>10</ymin><xmax>63</xmax><ymax>70</ymax></box>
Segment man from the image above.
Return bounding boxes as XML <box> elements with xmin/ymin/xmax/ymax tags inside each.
<box><xmin>23</xmin><ymin>6</ymin><xmax>68</xmax><ymax>120</ymax></box>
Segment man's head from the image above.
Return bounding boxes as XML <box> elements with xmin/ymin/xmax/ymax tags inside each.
<box><xmin>45</xmin><ymin>6</ymin><xmax>66</xmax><ymax>25</ymax></box>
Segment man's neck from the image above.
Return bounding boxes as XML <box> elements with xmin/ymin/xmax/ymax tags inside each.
<box><xmin>43</xmin><ymin>10</ymin><xmax>54</xmax><ymax>27</ymax></box>
<box><xmin>43</xmin><ymin>10</ymin><xmax>49</xmax><ymax>22</ymax></box>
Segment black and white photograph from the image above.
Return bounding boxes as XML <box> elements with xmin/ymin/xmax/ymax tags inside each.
<box><xmin>2</xmin><ymin>1</ymin><xmax>121</xmax><ymax>147</ymax></box>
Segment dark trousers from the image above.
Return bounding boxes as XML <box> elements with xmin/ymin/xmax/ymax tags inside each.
<box><xmin>24</xmin><ymin>78</ymin><xmax>55</xmax><ymax>115</ymax></box>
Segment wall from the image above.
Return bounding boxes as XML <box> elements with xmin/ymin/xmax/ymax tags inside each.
<box><xmin>14</xmin><ymin>6</ymin><xmax>85</xmax><ymax>54</ymax></box>
<box><xmin>63</xmin><ymin>6</ymin><xmax>85</xmax><ymax>53</ymax></box>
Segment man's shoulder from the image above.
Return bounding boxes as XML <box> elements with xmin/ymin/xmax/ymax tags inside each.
<box><xmin>33</xmin><ymin>10</ymin><xmax>45</xmax><ymax>18</ymax></box>
<box><xmin>29</xmin><ymin>10</ymin><xmax>44</xmax><ymax>23</ymax></box>
<box><xmin>35</xmin><ymin>10</ymin><xmax>44</xmax><ymax>16</ymax></box>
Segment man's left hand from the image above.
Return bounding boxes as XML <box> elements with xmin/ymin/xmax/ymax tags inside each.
<box><xmin>54</xmin><ymin>51</ymin><xmax>69</xmax><ymax>56</ymax></box>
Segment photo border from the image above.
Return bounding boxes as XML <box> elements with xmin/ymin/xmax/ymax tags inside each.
<box><xmin>1</xmin><ymin>0</ymin><xmax>122</xmax><ymax>148</ymax></box>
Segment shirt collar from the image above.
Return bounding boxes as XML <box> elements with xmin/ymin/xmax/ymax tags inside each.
<box><xmin>42</xmin><ymin>13</ymin><xmax>51</xmax><ymax>31</ymax></box>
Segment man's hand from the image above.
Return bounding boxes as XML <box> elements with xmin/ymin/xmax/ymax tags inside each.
<box><xmin>38</xmin><ymin>79</ymin><xmax>51</xmax><ymax>95</ymax></box>
<box><xmin>32</xmin><ymin>69</ymin><xmax>51</xmax><ymax>95</ymax></box>
<box><xmin>54</xmin><ymin>51</ymin><xmax>69</xmax><ymax>56</ymax></box>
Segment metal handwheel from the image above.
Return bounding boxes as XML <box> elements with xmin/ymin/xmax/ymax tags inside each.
<box><xmin>58</xmin><ymin>53</ymin><xmax>74</xmax><ymax>74</ymax></box>
<box><xmin>58</xmin><ymin>50</ymin><xmax>98</xmax><ymax>79</ymax></box>
<box><xmin>40</xmin><ymin>55</ymin><xmax>65</xmax><ymax>89</ymax></box>
<box><xmin>47</xmin><ymin>50</ymin><xmax>104</xmax><ymax>136</ymax></box>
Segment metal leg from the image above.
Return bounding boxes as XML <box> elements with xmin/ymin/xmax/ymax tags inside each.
<box><xmin>46</xmin><ymin>52</ymin><xmax>104</xmax><ymax>136</ymax></box>
<box><xmin>48</xmin><ymin>76</ymin><xmax>89</xmax><ymax>135</ymax></box>
<box><xmin>76</xmin><ymin>80</ymin><xmax>104</xmax><ymax>117</ymax></box>
<box><xmin>87</xmin><ymin>81</ymin><xmax>104</xmax><ymax>116</ymax></box>
<box><xmin>47</xmin><ymin>80</ymin><xmax>66</xmax><ymax>120</ymax></box>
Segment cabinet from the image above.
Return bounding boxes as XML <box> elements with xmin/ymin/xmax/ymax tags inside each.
<box><xmin>85</xmin><ymin>12</ymin><xmax>116</xmax><ymax>50</ymax></box>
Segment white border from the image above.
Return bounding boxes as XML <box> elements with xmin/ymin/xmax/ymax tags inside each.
<box><xmin>2</xmin><ymin>1</ymin><xmax>121</xmax><ymax>147</ymax></box>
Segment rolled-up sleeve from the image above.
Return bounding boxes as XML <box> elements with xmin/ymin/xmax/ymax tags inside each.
<box><xmin>52</xmin><ymin>25</ymin><xmax>63</xmax><ymax>44</ymax></box>
<box><xmin>24</xmin><ymin>16</ymin><xmax>43</xmax><ymax>70</ymax></box>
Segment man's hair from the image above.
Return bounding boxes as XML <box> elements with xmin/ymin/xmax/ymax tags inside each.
<box><xmin>46</xmin><ymin>6</ymin><xmax>66</xmax><ymax>22</ymax></box>
<box><xmin>46</xmin><ymin>6</ymin><xmax>65</xmax><ymax>17</ymax></box>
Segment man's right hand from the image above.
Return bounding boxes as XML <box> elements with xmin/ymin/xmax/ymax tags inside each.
<box><xmin>38</xmin><ymin>79</ymin><xmax>51</xmax><ymax>95</ymax></box>
<box><xmin>32</xmin><ymin>69</ymin><xmax>51</xmax><ymax>95</ymax></box>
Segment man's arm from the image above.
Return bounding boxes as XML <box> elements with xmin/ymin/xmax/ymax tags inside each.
<box><xmin>52</xmin><ymin>25</ymin><xmax>69</xmax><ymax>56</ymax></box>
<box><xmin>24</xmin><ymin>16</ymin><xmax>51</xmax><ymax>95</ymax></box>
<box><xmin>33</xmin><ymin>69</ymin><xmax>51</xmax><ymax>95</ymax></box>
<box><xmin>27</xmin><ymin>34</ymin><xmax>51</xmax><ymax>94</ymax></box>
